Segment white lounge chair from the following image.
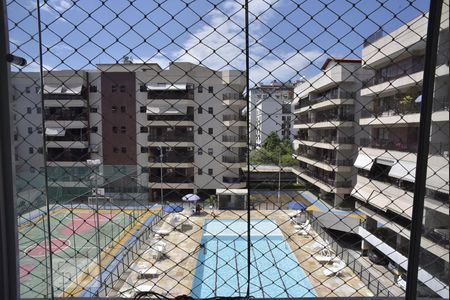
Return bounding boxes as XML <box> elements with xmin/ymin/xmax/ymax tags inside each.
<box><xmin>323</xmin><ymin>261</ymin><xmax>346</xmax><ymax>276</ymax></box>
<box><xmin>150</xmin><ymin>244</ymin><xmax>167</xmax><ymax>260</ymax></box>
<box><xmin>297</xmin><ymin>223</ymin><xmax>311</xmax><ymax>236</ymax></box>
<box><xmin>314</xmin><ymin>248</ymin><xmax>337</xmax><ymax>264</ymax></box>
<box><xmin>293</xmin><ymin>219</ymin><xmax>310</xmax><ymax>230</ymax></box>
<box><xmin>153</xmin><ymin>217</ymin><xmax>181</xmax><ymax>235</ymax></box>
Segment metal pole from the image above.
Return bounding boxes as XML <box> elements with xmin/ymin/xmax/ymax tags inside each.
<box><xmin>277</xmin><ymin>148</ymin><xmax>281</xmax><ymax>208</ymax></box>
<box><xmin>94</xmin><ymin>166</ymin><xmax>102</xmax><ymax>295</ymax></box>
<box><xmin>405</xmin><ymin>1</ymin><xmax>443</xmax><ymax>299</ymax></box>
<box><xmin>0</xmin><ymin>0</ymin><xmax>19</xmax><ymax>297</ymax></box>
<box><xmin>160</xmin><ymin>146</ymin><xmax>164</xmax><ymax>206</ymax></box>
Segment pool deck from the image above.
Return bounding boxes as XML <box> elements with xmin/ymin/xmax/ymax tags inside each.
<box><xmin>112</xmin><ymin>210</ymin><xmax>373</xmax><ymax>298</ymax></box>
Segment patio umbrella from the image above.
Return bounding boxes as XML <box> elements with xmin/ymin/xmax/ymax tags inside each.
<box><xmin>182</xmin><ymin>194</ymin><xmax>200</xmax><ymax>202</ymax></box>
<box><xmin>163</xmin><ymin>203</ymin><xmax>184</xmax><ymax>213</ymax></box>
<box><xmin>288</xmin><ymin>201</ymin><xmax>307</xmax><ymax>211</ymax></box>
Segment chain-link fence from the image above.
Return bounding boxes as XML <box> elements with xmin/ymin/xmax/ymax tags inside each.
<box><xmin>2</xmin><ymin>0</ymin><xmax>449</xmax><ymax>299</ymax></box>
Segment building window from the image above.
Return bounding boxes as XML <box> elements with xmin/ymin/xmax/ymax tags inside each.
<box><xmin>140</xmin><ymin>85</ymin><xmax>147</xmax><ymax>92</ymax></box>
<box><xmin>120</xmin><ymin>85</ymin><xmax>126</xmax><ymax>93</ymax></box>
<box><xmin>198</xmin><ymin>169</ymin><xmax>203</xmax><ymax>175</ymax></box>
<box><xmin>208</xmin><ymin>148</ymin><xmax>213</xmax><ymax>155</ymax></box>
<box><xmin>89</xmin><ymin>85</ymin><xmax>97</xmax><ymax>93</ymax></box>
<box><xmin>28</xmin><ymin>147</ymin><xmax>33</xmax><ymax>154</ymax></box>
<box><xmin>121</xmin><ymin>106</ymin><xmax>126</xmax><ymax>113</ymax></box>
<box><xmin>141</xmin><ymin>167</ymin><xmax>149</xmax><ymax>173</ymax></box>
<box><xmin>198</xmin><ymin>148</ymin><xmax>203</xmax><ymax>155</ymax></box>
<box><xmin>36</xmin><ymin>107</ymin><xmax>41</xmax><ymax>114</ymax></box>
<box><xmin>37</xmin><ymin>147</ymin><xmax>43</xmax><ymax>154</ymax></box>
<box><xmin>112</xmin><ymin>85</ymin><xmax>118</xmax><ymax>92</ymax></box>
<box><xmin>113</xmin><ymin>147</ymin><xmax>119</xmax><ymax>153</ymax></box>
<box><xmin>198</xmin><ymin>107</ymin><xmax>203</xmax><ymax>114</ymax></box>
<box><xmin>90</xmin><ymin>107</ymin><xmax>98</xmax><ymax>113</ymax></box>
<box><xmin>36</xmin><ymin>127</ymin><xmax>42</xmax><ymax>134</ymax></box>
<box><xmin>120</xmin><ymin>126</ymin><xmax>126</xmax><ymax>133</ymax></box>
<box><xmin>140</xmin><ymin>126</ymin><xmax>148</xmax><ymax>133</ymax></box>
<box><xmin>140</xmin><ymin>106</ymin><xmax>146</xmax><ymax>113</ymax></box>
<box><xmin>198</xmin><ymin>85</ymin><xmax>203</xmax><ymax>93</ymax></box>
<box><xmin>121</xmin><ymin>147</ymin><xmax>127</xmax><ymax>153</ymax></box>
<box><xmin>208</xmin><ymin>169</ymin><xmax>213</xmax><ymax>175</ymax></box>
<box><xmin>35</xmin><ymin>86</ymin><xmax>40</xmax><ymax>93</ymax></box>
<box><xmin>27</xmin><ymin>127</ymin><xmax>32</xmax><ymax>134</ymax></box>
<box><xmin>112</xmin><ymin>126</ymin><xmax>118</xmax><ymax>133</ymax></box>
<box><xmin>208</xmin><ymin>86</ymin><xmax>213</xmax><ymax>93</ymax></box>
<box><xmin>208</xmin><ymin>107</ymin><xmax>213</xmax><ymax>114</ymax></box>
<box><xmin>141</xmin><ymin>147</ymin><xmax>148</xmax><ymax>153</ymax></box>
<box><xmin>91</xmin><ymin>126</ymin><xmax>98</xmax><ymax>133</ymax></box>
<box><xmin>208</xmin><ymin>128</ymin><xmax>213</xmax><ymax>134</ymax></box>
<box><xmin>112</xmin><ymin>106</ymin><xmax>117</xmax><ymax>112</ymax></box>
<box><xmin>25</xmin><ymin>87</ymin><xmax>30</xmax><ymax>93</ymax></box>
<box><xmin>198</xmin><ymin>127</ymin><xmax>203</xmax><ymax>134</ymax></box>
<box><xmin>26</xmin><ymin>107</ymin><xmax>32</xmax><ymax>114</ymax></box>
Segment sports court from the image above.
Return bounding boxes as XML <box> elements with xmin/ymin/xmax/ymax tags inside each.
<box><xmin>18</xmin><ymin>206</ymin><xmax>161</xmax><ymax>298</ymax></box>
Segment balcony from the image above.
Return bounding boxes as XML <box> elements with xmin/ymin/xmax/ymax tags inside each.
<box><xmin>223</xmin><ymin>176</ymin><xmax>243</xmax><ymax>183</ymax></box>
<box><xmin>222</xmin><ymin>114</ymin><xmax>247</xmax><ymax>121</ymax></box>
<box><xmin>148</xmin><ymin>153</ymin><xmax>194</xmax><ymax>163</ymax></box>
<box><xmin>147</xmin><ymin>114</ymin><xmax>194</xmax><ymax>121</ymax></box>
<box><xmin>222</xmin><ymin>135</ymin><xmax>247</xmax><ymax>143</ymax></box>
<box><xmin>148</xmin><ymin>133</ymin><xmax>194</xmax><ymax>142</ymax></box>
<box><xmin>147</xmin><ymin>89</ymin><xmax>194</xmax><ymax>100</ymax></box>
<box><xmin>298</xmin><ymin>135</ymin><xmax>355</xmax><ymax>144</ymax></box>
<box><xmin>149</xmin><ymin>175</ymin><xmax>194</xmax><ymax>183</ymax></box>
<box><xmin>223</xmin><ymin>93</ymin><xmax>246</xmax><ymax>106</ymax></box>
<box><xmin>45</xmin><ymin>108</ymin><xmax>89</xmax><ymax>121</ymax></box>
<box><xmin>46</xmin><ymin>149</ymin><xmax>90</xmax><ymax>162</ymax></box>
<box><xmin>360</xmin><ymin>138</ymin><xmax>417</xmax><ymax>153</ymax></box>
<box><xmin>222</xmin><ymin>155</ymin><xmax>246</xmax><ymax>163</ymax></box>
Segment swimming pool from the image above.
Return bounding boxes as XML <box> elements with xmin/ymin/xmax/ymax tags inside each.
<box><xmin>191</xmin><ymin>219</ymin><xmax>316</xmax><ymax>298</ymax></box>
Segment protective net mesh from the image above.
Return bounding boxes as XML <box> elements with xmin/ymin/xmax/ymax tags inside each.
<box><xmin>5</xmin><ymin>0</ymin><xmax>449</xmax><ymax>298</ymax></box>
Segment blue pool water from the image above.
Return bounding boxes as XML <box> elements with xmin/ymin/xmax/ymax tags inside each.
<box><xmin>191</xmin><ymin>219</ymin><xmax>316</xmax><ymax>298</ymax></box>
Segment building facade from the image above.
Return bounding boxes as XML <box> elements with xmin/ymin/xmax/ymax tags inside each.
<box><xmin>249</xmin><ymin>81</ymin><xmax>295</xmax><ymax>148</ymax></box>
<box><xmin>292</xmin><ymin>58</ymin><xmax>374</xmax><ymax>208</ymax></box>
<box><xmin>353</xmin><ymin>10</ymin><xmax>449</xmax><ymax>297</ymax></box>
<box><xmin>12</xmin><ymin>62</ymin><xmax>247</xmax><ymax>205</ymax></box>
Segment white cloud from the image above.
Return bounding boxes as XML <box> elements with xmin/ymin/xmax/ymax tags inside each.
<box><xmin>41</xmin><ymin>0</ymin><xmax>73</xmax><ymax>13</ymax></box>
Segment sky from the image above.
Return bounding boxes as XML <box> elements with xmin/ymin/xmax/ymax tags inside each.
<box><xmin>8</xmin><ymin>0</ymin><xmax>430</xmax><ymax>85</ymax></box>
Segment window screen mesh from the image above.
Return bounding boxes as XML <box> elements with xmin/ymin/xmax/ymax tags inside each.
<box><xmin>5</xmin><ymin>0</ymin><xmax>449</xmax><ymax>298</ymax></box>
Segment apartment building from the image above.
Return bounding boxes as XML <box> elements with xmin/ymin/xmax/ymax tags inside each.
<box><xmin>352</xmin><ymin>10</ymin><xmax>449</xmax><ymax>297</ymax></box>
<box><xmin>291</xmin><ymin>58</ymin><xmax>374</xmax><ymax>209</ymax></box>
<box><xmin>12</xmin><ymin>62</ymin><xmax>247</xmax><ymax>206</ymax></box>
<box><xmin>249</xmin><ymin>81</ymin><xmax>295</xmax><ymax>148</ymax></box>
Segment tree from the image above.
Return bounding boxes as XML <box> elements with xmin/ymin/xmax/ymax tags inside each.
<box><xmin>263</xmin><ymin>132</ymin><xmax>281</xmax><ymax>152</ymax></box>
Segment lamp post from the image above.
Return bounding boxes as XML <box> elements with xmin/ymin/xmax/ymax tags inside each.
<box><xmin>159</xmin><ymin>146</ymin><xmax>164</xmax><ymax>206</ymax></box>
<box><xmin>86</xmin><ymin>159</ymin><xmax>102</xmax><ymax>295</ymax></box>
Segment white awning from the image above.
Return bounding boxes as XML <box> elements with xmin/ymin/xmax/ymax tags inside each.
<box><xmin>44</xmin><ymin>85</ymin><xmax>62</xmax><ymax>94</ymax></box>
<box><xmin>388</xmin><ymin>161</ymin><xmax>416</xmax><ymax>182</ymax></box>
<box><xmin>427</xmin><ymin>167</ymin><xmax>449</xmax><ymax>193</ymax></box>
<box><xmin>354</xmin><ymin>153</ymin><xmax>374</xmax><ymax>170</ymax></box>
<box><xmin>45</xmin><ymin>127</ymin><xmax>65</xmax><ymax>136</ymax></box>
<box><xmin>147</xmin><ymin>83</ymin><xmax>187</xmax><ymax>90</ymax></box>
<box><xmin>146</xmin><ymin>106</ymin><xmax>184</xmax><ymax>114</ymax></box>
<box><xmin>216</xmin><ymin>189</ymin><xmax>248</xmax><ymax>195</ymax></box>
<box><xmin>43</xmin><ymin>84</ymin><xmax>82</xmax><ymax>94</ymax></box>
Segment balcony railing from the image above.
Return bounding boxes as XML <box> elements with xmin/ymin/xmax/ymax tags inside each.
<box><xmin>299</xmin><ymin>167</ymin><xmax>352</xmax><ymax>187</ymax></box>
<box><xmin>45</xmin><ymin>112</ymin><xmax>89</xmax><ymax>121</ymax></box>
<box><xmin>295</xmin><ymin>114</ymin><xmax>354</xmax><ymax>124</ymax></box>
<box><xmin>222</xmin><ymin>114</ymin><xmax>247</xmax><ymax>121</ymax></box>
<box><xmin>223</xmin><ymin>176</ymin><xmax>242</xmax><ymax>183</ymax></box>
<box><xmin>149</xmin><ymin>176</ymin><xmax>194</xmax><ymax>183</ymax></box>
<box><xmin>297</xmin><ymin>135</ymin><xmax>355</xmax><ymax>144</ymax></box>
<box><xmin>148</xmin><ymin>154</ymin><xmax>194</xmax><ymax>163</ymax></box>
<box><xmin>46</xmin><ymin>134</ymin><xmax>88</xmax><ymax>142</ymax></box>
<box><xmin>360</xmin><ymin>138</ymin><xmax>417</xmax><ymax>152</ymax></box>
<box><xmin>222</xmin><ymin>135</ymin><xmax>247</xmax><ymax>142</ymax></box>
<box><xmin>363</xmin><ymin>58</ymin><xmax>424</xmax><ymax>87</ymax></box>
<box><xmin>360</xmin><ymin>103</ymin><xmax>421</xmax><ymax>118</ymax></box>
<box><xmin>222</xmin><ymin>155</ymin><xmax>246</xmax><ymax>163</ymax></box>
<box><xmin>223</xmin><ymin>93</ymin><xmax>244</xmax><ymax>100</ymax></box>
<box><xmin>147</xmin><ymin>89</ymin><xmax>194</xmax><ymax>100</ymax></box>
<box><xmin>147</xmin><ymin>114</ymin><xmax>194</xmax><ymax>121</ymax></box>
<box><xmin>148</xmin><ymin>133</ymin><xmax>194</xmax><ymax>142</ymax></box>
